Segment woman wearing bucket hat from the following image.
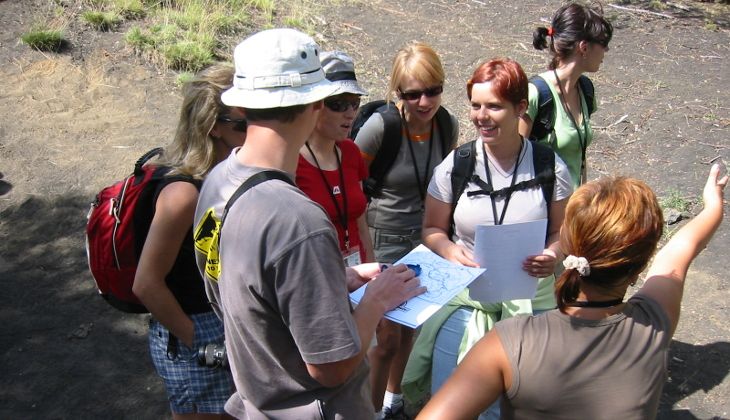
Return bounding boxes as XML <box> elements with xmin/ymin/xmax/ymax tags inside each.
<box><xmin>296</xmin><ymin>51</ymin><xmax>374</xmax><ymax>267</ymax></box>
<box><xmin>133</xmin><ymin>64</ymin><xmax>244</xmax><ymax>419</ymax></box>
<box><xmin>354</xmin><ymin>42</ymin><xmax>459</xmax><ymax>419</ymax></box>
<box><xmin>520</xmin><ymin>2</ymin><xmax>613</xmax><ymax>188</ymax></box>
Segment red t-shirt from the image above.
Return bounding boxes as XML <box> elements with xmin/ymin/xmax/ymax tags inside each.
<box><xmin>296</xmin><ymin>140</ymin><xmax>369</xmax><ymax>261</ymax></box>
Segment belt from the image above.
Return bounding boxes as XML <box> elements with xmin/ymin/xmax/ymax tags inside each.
<box><xmin>373</xmin><ymin>228</ymin><xmax>421</xmax><ymax>243</ymax></box>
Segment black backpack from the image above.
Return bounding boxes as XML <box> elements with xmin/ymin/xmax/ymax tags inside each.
<box><xmin>349</xmin><ymin>100</ymin><xmax>455</xmax><ymax>199</ymax></box>
<box><xmin>448</xmin><ymin>140</ymin><xmax>555</xmax><ymax>236</ymax></box>
<box><xmin>528</xmin><ymin>74</ymin><xmax>595</xmax><ymax>141</ymax></box>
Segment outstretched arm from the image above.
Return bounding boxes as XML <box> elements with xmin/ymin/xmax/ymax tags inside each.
<box><xmin>417</xmin><ymin>329</ymin><xmax>510</xmax><ymax>419</ymax></box>
<box><xmin>638</xmin><ymin>164</ymin><xmax>727</xmax><ymax>335</ymax></box>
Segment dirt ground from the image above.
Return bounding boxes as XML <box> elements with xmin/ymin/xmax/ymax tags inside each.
<box><xmin>1</xmin><ymin>0</ymin><xmax>728</xmax><ymax>418</ymax></box>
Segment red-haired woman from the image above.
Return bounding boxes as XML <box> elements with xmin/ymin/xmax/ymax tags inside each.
<box><xmin>404</xmin><ymin>58</ymin><xmax>573</xmax><ymax>419</ymax></box>
<box><xmin>419</xmin><ymin>165</ymin><xmax>727</xmax><ymax>419</ymax></box>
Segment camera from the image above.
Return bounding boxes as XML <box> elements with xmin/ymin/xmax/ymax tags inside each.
<box><xmin>197</xmin><ymin>342</ymin><xmax>228</xmax><ymax>368</ymax></box>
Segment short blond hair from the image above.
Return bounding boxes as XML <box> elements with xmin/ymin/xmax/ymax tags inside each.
<box><xmin>387</xmin><ymin>42</ymin><xmax>445</xmax><ymax>103</ymax></box>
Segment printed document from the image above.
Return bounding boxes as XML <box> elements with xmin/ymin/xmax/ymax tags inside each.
<box><xmin>469</xmin><ymin>219</ymin><xmax>547</xmax><ymax>303</ymax></box>
<box><xmin>349</xmin><ymin>245</ymin><xmax>485</xmax><ymax>328</ymax></box>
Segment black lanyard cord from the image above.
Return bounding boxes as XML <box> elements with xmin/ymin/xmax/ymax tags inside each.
<box><xmin>401</xmin><ymin>107</ymin><xmax>435</xmax><ymax>203</ymax></box>
<box><xmin>553</xmin><ymin>69</ymin><xmax>589</xmax><ymax>183</ymax></box>
<box><xmin>482</xmin><ymin>140</ymin><xmax>524</xmax><ymax>225</ymax></box>
<box><xmin>304</xmin><ymin>142</ymin><xmax>350</xmax><ymax>247</ymax></box>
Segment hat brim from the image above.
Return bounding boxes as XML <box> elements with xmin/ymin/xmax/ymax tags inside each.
<box><xmin>331</xmin><ymin>80</ymin><xmax>368</xmax><ymax>96</ymax></box>
<box><xmin>221</xmin><ymin>79</ymin><xmax>339</xmax><ymax>109</ymax></box>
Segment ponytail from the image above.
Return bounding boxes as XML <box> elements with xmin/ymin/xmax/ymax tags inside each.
<box><xmin>555</xmin><ymin>269</ymin><xmax>582</xmax><ymax>313</ymax></box>
<box><xmin>532</xmin><ymin>27</ymin><xmax>549</xmax><ymax>50</ymax></box>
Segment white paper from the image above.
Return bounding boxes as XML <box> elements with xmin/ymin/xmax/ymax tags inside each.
<box><xmin>470</xmin><ymin>219</ymin><xmax>548</xmax><ymax>303</ymax></box>
<box><xmin>349</xmin><ymin>245</ymin><xmax>485</xmax><ymax>328</ymax></box>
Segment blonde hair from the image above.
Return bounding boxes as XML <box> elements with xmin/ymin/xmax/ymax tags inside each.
<box><xmin>160</xmin><ymin>63</ymin><xmax>234</xmax><ymax>179</ymax></box>
<box><xmin>387</xmin><ymin>42</ymin><xmax>445</xmax><ymax>103</ymax></box>
<box><xmin>555</xmin><ymin>177</ymin><xmax>664</xmax><ymax>312</ymax></box>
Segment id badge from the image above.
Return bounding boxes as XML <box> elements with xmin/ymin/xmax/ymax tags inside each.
<box><xmin>342</xmin><ymin>246</ymin><xmax>361</xmax><ymax>267</ymax></box>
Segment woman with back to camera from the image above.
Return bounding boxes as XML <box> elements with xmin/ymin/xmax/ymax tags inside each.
<box><xmin>296</xmin><ymin>51</ymin><xmax>374</xmax><ymax>267</ymax></box>
<box><xmin>419</xmin><ymin>165</ymin><xmax>727</xmax><ymax>419</ymax></box>
<box><xmin>355</xmin><ymin>41</ymin><xmax>459</xmax><ymax>419</ymax></box>
<box><xmin>403</xmin><ymin>58</ymin><xmax>573</xmax><ymax>420</ymax></box>
<box><xmin>133</xmin><ymin>64</ymin><xmax>245</xmax><ymax>419</ymax></box>
<box><xmin>520</xmin><ymin>2</ymin><xmax>613</xmax><ymax>188</ymax></box>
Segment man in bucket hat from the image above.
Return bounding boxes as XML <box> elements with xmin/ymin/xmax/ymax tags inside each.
<box><xmin>194</xmin><ymin>28</ymin><xmax>424</xmax><ymax>419</ymax></box>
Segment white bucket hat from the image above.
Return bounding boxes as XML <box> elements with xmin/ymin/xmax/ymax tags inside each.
<box><xmin>320</xmin><ymin>51</ymin><xmax>368</xmax><ymax>96</ymax></box>
<box><xmin>221</xmin><ymin>28</ymin><xmax>338</xmax><ymax>109</ymax></box>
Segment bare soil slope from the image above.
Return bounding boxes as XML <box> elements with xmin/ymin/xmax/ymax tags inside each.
<box><xmin>1</xmin><ymin>0</ymin><xmax>728</xmax><ymax>418</ymax></box>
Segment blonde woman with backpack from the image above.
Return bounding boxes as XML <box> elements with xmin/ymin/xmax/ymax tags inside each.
<box><xmin>132</xmin><ymin>64</ymin><xmax>245</xmax><ymax>419</ymax></box>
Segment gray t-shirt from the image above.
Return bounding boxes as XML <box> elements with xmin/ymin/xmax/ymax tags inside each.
<box><xmin>194</xmin><ymin>150</ymin><xmax>372</xmax><ymax>419</ymax></box>
<box><xmin>355</xmin><ymin>110</ymin><xmax>459</xmax><ymax>231</ymax></box>
<box><xmin>495</xmin><ymin>295</ymin><xmax>671</xmax><ymax>420</ymax></box>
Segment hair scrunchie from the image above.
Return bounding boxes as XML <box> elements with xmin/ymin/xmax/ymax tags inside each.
<box><xmin>547</xmin><ymin>26</ymin><xmax>554</xmax><ymax>36</ymax></box>
<box><xmin>563</xmin><ymin>255</ymin><xmax>590</xmax><ymax>276</ymax></box>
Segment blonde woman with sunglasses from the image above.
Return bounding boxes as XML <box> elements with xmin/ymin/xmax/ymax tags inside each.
<box><xmin>355</xmin><ymin>42</ymin><xmax>459</xmax><ymax>419</ymax></box>
<box><xmin>132</xmin><ymin>64</ymin><xmax>245</xmax><ymax>419</ymax></box>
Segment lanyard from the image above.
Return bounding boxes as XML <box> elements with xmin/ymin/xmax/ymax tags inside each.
<box><xmin>304</xmin><ymin>142</ymin><xmax>350</xmax><ymax>248</ymax></box>
<box><xmin>401</xmin><ymin>108</ymin><xmax>435</xmax><ymax>203</ymax></box>
<box><xmin>481</xmin><ymin>140</ymin><xmax>524</xmax><ymax>225</ymax></box>
<box><xmin>553</xmin><ymin>69</ymin><xmax>589</xmax><ymax>184</ymax></box>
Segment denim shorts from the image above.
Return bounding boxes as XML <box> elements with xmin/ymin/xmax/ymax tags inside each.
<box><xmin>148</xmin><ymin>311</ymin><xmax>234</xmax><ymax>414</ymax></box>
<box><xmin>370</xmin><ymin>227</ymin><xmax>422</xmax><ymax>264</ymax></box>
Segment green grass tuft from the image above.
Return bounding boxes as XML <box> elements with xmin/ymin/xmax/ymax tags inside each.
<box><xmin>21</xmin><ymin>28</ymin><xmax>65</xmax><ymax>52</ymax></box>
<box><xmin>659</xmin><ymin>190</ymin><xmax>691</xmax><ymax>213</ymax></box>
<box><xmin>115</xmin><ymin>0</ymin><xmax>147</xmax><ymax>19</ymax></box>
<box><xmin>82</xmin><ymin>10</ymin><xmax>121</xmax><ymax>31</ymax></box>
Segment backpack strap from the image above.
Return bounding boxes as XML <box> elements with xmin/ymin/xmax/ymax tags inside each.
<box><xmin>531</xmin><ymin>142</ymin><xmax>556</xmax><ymax>221</ymax></box>
<box><xmin>134</xmin><ymin>147</ymin><xmax>164</xmax><ymax>177</ymax></box>
<box><xmin>434</xmin><ymin>106</ymin><xmax>456</xmax><ymax>158</ymax></box>
<box><xmin>577</xmin><ymin>75</ymin><xmax>595</xmax><ymax>117</ymax></box>
<box><xmin>448</xmin><ymin>140</ymin><xmax>477</xmax><ymax>237</ymax></box>
<box><xmin>528</xmin><ymin>75</ymin><xmax>554</xmax><ymax>141</ymax></box>
<box><xmin>220</xmin><ymin>170</ymin><xmax>295</xmax><ymax>229</ymax></box>
<box><xmin>362</xmin><ymin>103</ymin><xmax>402</xmax><ymax>198</ymax></box>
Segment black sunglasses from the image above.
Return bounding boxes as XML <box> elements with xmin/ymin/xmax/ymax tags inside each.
<box><xmin>217</xmin><ymin>115</ymin><xmax>247</xmax><ymax>132</ymax></box>
<box><xmin>398</xmin><ymin>85</ymin><xmax>443</xmax><ymax>101</ymax></box>
<box><xmin>324</xmin><ymin>98</ymin><xmax>361</xmax><ymax>112</ymax></box>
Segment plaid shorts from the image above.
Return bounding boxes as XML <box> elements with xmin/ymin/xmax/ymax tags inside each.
<box><xmin>148</xmin><ymin>311</ymin><xmax>234</xmax><ymax>414</ymax></box>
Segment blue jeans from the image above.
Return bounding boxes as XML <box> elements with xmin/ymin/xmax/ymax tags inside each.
<box><xmin>431</xmin><ymin>307</ymin><xmax>499</xmax><ymax>420</ymax></box>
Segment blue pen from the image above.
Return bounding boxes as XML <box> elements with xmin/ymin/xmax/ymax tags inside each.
<box><xmin>380</xmin><ymin>264</ymin><xmax>421</xmax><ymax>277</ymax></box>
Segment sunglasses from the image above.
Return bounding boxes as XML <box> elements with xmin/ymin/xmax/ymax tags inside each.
<box><xmin>217</xmin><ymin>115</ymin><xmax>247</xmax><ymax>132</ymax></box>
<box><xmin>398</xmin><ymin>85</ymin><xmax>443</xmax><ymax>101</ymax></box>
<box><xmin>324</xmin><ymin>98</ymin><xmax>361</xmax><ymax>112</ymax></box>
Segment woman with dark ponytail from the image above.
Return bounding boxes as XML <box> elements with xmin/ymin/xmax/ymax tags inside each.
<box><xmin>418</xmin><ymin>165</ymin><xmax>728</xmax><ymax>419</ymax></box>
<box><xmin>520</xmin><ymin>2</ymin><xmax>613</xmax><ymax>188</ymax></box>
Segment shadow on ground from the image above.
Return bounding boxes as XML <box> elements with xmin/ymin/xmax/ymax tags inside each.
<box><xmin>659</xmin><ymin>340</ymin><xmax>730</xmax><ymax>419</ymax></box>
<box><xmin>0</xmin><ymin>193</ymin><xmax>168</xmax><ymax>419</ymax></box>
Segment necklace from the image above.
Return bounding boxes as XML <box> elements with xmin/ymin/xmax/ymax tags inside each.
<box><xmin>481</xmin><ymin>139</ymin><xmax>525</xmax><ymax>225</ymax></box>
<box><xmin>565</xmin><ymin>298</ymin><xmax>624</xmax><ymax>308</ymax></box>
<box><xmin>401</xmin><ymin>107</ymin><xmax>435</xmax><ymax>204</ymax></box>
<box><xmin>553</xmin><ymin>68</ymin><xmax>589</xmax><ymax>184</ymax></box>
<box><xmin>304</xmin><ymin>141</ymin><xmax>351</xmax><ymax>249</ymax></box>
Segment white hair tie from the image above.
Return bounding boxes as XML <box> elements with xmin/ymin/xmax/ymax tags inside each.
<box><xmin>563</xmin><ymin>255</ymin><xmax>591</xmax><ymax>276</ymax></box>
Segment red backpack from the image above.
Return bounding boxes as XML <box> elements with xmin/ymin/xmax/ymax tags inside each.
<box><xmin>85</xmin><ymin>148</ymin><xmax>167</xmax><ymax>313</ymax></box>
